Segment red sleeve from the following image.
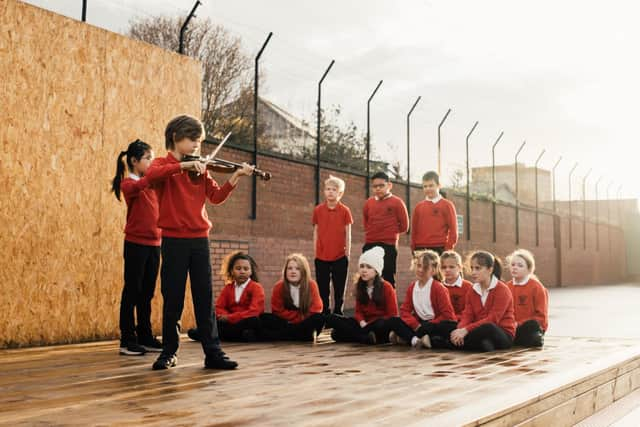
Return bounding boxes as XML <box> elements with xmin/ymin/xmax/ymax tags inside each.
<box><xmin>145</xmin><ymin>158</ymin><xmax>182</xmax><ymax>183</ymax></box>
<box><xmin>308</xmin><ymin>281</ymin><xmax>324</xmax><ymax>315</ymax></box>
<box><xmin>458</xmin><ymin>291</ymin><xmax>476</xmax><ymax>329</ymax></box>
<box><xmin>227</xmin><ymin>281</ymin><xmax>265</xmax><ymax>323</ymax></box>
<box><xmin>463</xmin><ymin>284</ymin><xmax>512</xmax><ymax>333</ymax></box>
<box><xmin>121</xmin><ymin>177</ymin><xmax>152</xmax><ymax>200</ymax></box>
<box><xmin>312</xmin><ymin>206</ymin><xmax>319</xmax><ymax>225</ymax></box>
<box><xmin>205</xmin><ymin>177</ymin><xmax>235</xmax><ymax>205</ymax></box>
<box><xmin>410</xmin><ymin>206</ymin><xmax>419</xmax><ymax>250</ymax></box>
<box><xmin>344</xmin><ymin>206</ymin><xmax>354</xmax><ymax>225</ymax></box>
<box><xmin>532</xmin><ymin>282</ymin><xmax>549</xmax><ymax>331</ymax></box>
<box><xmin>445</xmin><ymin>201</ymin><xmax>458</xmax><ymax>250</ymax></box>
<box><xmin>396</xmin><ymin>198</ymin><xmax>409</xmax><ymax>234</ymax></box>
<box><xmin>431</xmin><ymin>282</ymin><xmax>457</xmax><ymax>323</ymax></box>
<box><xmin>400</xmin><ymin>283</ymin><xmax>419</xmax><ymax>330</ymax></box>
<box><xmin>384</xmin><ymin>282</ymin><xmax>399</xmax><ymax>317</ymax></box>
<box><xmin>215</xmin><ymin>285</ymin><xmax>232</xmax><ymax>318</ymax></box>
<box><xmin>271</xmin><ymin>281</ymin><xmax>303</xmax><ymax>323</ymax></box>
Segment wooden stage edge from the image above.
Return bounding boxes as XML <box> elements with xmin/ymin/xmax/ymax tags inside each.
<box><xmin>1</xmin><ymin>335</ymin><xmax>639</xmax><ymax>426</ymax></box>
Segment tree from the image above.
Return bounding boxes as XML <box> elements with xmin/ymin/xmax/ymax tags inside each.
<box><xmin>450</xmin><ymin>168</ymin><xmax>465</xmax><ymax>191</ymax></box>
<box><xmin>128</xmin><ymin>16</ymin><xmax>264</xmax><ymax>146</ymax></box>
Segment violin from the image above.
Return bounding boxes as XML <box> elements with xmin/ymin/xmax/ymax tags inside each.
<box><xmin>182</xmin><ymin>154</ymin><xmax>272</xmax><ymax>181</ymax></box>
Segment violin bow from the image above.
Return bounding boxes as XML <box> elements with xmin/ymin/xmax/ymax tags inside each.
<box><xmin>205</xmin><ymin>132</ymin><xmax>232</xmax><ymax>162</ymax></box>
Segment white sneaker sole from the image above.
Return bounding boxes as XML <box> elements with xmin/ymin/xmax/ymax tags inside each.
<box><xmin>119</xmin><ymin>348</ymin><xmax>146</xmax><ymax>356</ymax></box>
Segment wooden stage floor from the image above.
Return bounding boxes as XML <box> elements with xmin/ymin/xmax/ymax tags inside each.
<box><xmin>1</xmin><ymin>334</ymin><xmax>640</xmax><ymax>426</ymax></box>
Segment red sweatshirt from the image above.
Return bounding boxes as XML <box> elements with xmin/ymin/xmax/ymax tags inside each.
<box><xmin>120</xmin><ymin>176</ymin><xmax>161</xmax><ymax>246</ymax></box>
<box><xmin>363</xmin><ymin>194</ymin><xmax>409</xmax><ymax>245</ymax></box>
<box><xmin>410</xmin><ymin>198</ymin><xmax>458</xmax><ymax>250</ymax></box>
<box><xmin>443</xmin><ymin>278</ymin><xmax>473</xmax><ymax>320</ymax></box>
<box><xmin>145</xmin><ymin>152</ymin><xmax>235</xmax><ymax>238</ymax></box>
<box><xmin>271</xmin><ymin>280</ymin><xmax>323</xmax><ymax>324</ymax></box>
<box><xmin>459</xmin><ymin>280</ymin><xmax>516</xmax><ymax>337</ymax></box>
<box><xmin>215</xmin><ymin>280</ymin><xmax>265</xmax><ymax>324</ymax></box>
<box><xmin>400</xmin><ymin>280</ymin><xmax>456</xmax><ymax>330</ymax></box>
<box><xmin>354</xmin><ymin>280</ymin><xmax>398</xmax><ymax>324</ymax></box>
<box><xmin>507</xmin><ymin>277</ymin><xmax>549</xmax><ymax>331</ymax></box>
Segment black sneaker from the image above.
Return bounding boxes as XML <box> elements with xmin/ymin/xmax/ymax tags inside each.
<box><xmin>119</xmin><ymin>342</ymin><xmax>147</xmax><ymax>356</ymax></box>
<box><xmin>187</xmin><ymin>328</ymin><xmax>201</xmax><ymax>342</ymax></box>
<box><xmin>152</xmin><ymin>354</ymin><xmax>177</xmax><ymax>370</ymax></box>
<box><xmin>361</xmin><ymin>331</ymin><xmax>377</xmax><ymax>345</ymax></box>
<box><xmin>204</xmin><ymin>351</ymin><xmax>238</xmax><ymax>370</ymax></box>
<box><xmin>480</xmin><ymin>339</ymin><xmax>495</xmax><ymax>352</ymax></box>
<box><xmin>139</xmin><ymin>337</ymin><xmax>163</xmax><ymax>353</ymax></box>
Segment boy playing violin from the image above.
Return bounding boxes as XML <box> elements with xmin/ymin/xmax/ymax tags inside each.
<box><xmin>145</xmin><ymin>114</ymin><xmax>254</xmax><ymax>370</ymax></box>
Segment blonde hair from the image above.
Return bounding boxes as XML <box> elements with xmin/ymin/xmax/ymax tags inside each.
<box><xmin>281</xmin><ymin>253</ymin><xmax>313</xmax><ymax>315</ymax></box>
<box><xmin>507</xmin><ymin>249</ymin><xmax>536</xmax><ymax>274</ymax></box>
<box><xmin>411</xmin><ymin>249</ymin><xmax>443</xmax><ymax>281</ymax></box>
<box><xmin>441</xmin><ymin>250</ymin><xmax>464</xmax><ymax>279</ymax></box>
<box><xmin>324</xmin><ymin>175</ymin><xmax>345</xmax><ymax>193</ymax></box>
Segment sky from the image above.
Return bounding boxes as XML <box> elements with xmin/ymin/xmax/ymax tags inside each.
<box><xmin>23</xmin><ymin>0</ymin><xmax>640</xmax><ymax>201</ymax></box>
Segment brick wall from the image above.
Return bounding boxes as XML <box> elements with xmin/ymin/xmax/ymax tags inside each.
<box><xmin>204</xmin><ymin>143</ymin><xmax>628</xmax><ymax>309</ymax></box>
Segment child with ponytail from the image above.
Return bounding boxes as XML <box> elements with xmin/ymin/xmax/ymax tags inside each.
<box><xmin>111</xmin><ymin>139</ymin><xmax>161</xmax><ymax>356</ymax></box>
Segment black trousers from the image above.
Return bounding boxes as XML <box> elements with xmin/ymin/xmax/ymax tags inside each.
<box><xmin>120</xmin><ymin>241</ymin><xmax>160</xmax><ymax>345</ymax></box>
<box><xmin>414</xmin><ymin>246</ymin><xmax>445</xmax><ymax>256</ymax></box>
<box><xmin>160</xmin><ymin>237</ymin><xmax>221</xmax><ymax>357</ymax></box>
<box><xmin>218</xmin><ymin>317</ymin><xmax>261</xmax><ymax>342</ymax></box>
<box><xmin>463</xmin><ymin>323</ymin><xmax>513</xmax><ymax>352</ymax></box>
<box><xmin>362</xmin><ymin>242</ymin><xmax>397</xmax><ymax>286</ymax></box>
<box><xmin>387</xmin><ymin>317</ymin><xmax>457</xmax><ymax>347</ymax></box>
<box><xmin>514</xmin><ymin>319</ymin><xmax>545</xmax><ymax>347</ymax></box>
<box><xmin>315</xmin><ymin>256</ymin><xmax>349</xmax><ymax>315</ymax></box>
<box><xmin>327</xmin><ymin>314</ymin><xmax>393</xmax><ymax>344</ymax></box>
<box><xmin>259</xmin><ymin>313</ymin><xmax>325</xmax><ymax>341</ymax></box>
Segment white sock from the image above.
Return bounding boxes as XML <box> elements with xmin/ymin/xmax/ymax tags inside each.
<box><xmin>411</xmin><ymin>336</ymin><xmax>420</xmax><ymax>347</ymax></box>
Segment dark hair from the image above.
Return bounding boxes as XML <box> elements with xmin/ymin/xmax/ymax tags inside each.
<box><xmin>469</xmin><ymin>250</ymin><xmax>503</xmax><ymax>280</ymax></box>
<box><xmin>111</xmin><ymin>139</ymin><xmax>152</xmax><ymax>201</ymax></box>
<box><xmin>221</xmin><ymin>251</ymin><xmax>259</xmax><ymax>283</ymax></box>
<box><xmin>164</xmin><ymin>114</ymin><xmax>205</xmax><ymax>150</ymax></box>
<box><xmin>422</xmin><ymin>171</ymin><xmax>440</xmax><ymax>185</ymax></box>
<box><xmin>356</xmin><ymin>274</ymin><xmax>385</xmax><ymax>307</ymax></box>
<box><xmin>371</xmin><ymin>171</ymin><xmax>390</xmax><ymax>182</ymax></box>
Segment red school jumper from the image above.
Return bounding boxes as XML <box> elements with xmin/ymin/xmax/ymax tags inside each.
<box><xmin>215</xmin><ymin>280</ymin><xmax>265</xmax><ymax>324</ymax></box>
<box><xmin>120</xmin><ymin>175</ymin><xmax>161</xmax><ymax>246</ymax></box>
<box><xmin>145</xmin><ymin>152</ymin><xmax>235</xmax><ymax>238</ymax></box>
<box><xmin>506</xmin><ymin>277</ymin><xmax>549</xmax><ymax>331</ymax></box>
<box><xmin>459</xmin><ymin>280</ymin><xmax>516</xmax><ymax>338</ymax></box>
<box><xmin>400</xmin><ymin>280</ymin><xmax>457</xmax><ymax>330</ymax></box>
<box><xmin>271</xmin><ymin>280</ymin><xmax>323</xmax><ymax>324</ymax></box>
<box><xmin>410</xmin><ymin>197</ymin><xmax>458</xmax><ymax>250</ymax></box>
<box><xmin>354</xmin><ymin>281</ymin><xmax>399</xmax><ymax>324</ymax></box>
<box><xmin>363</xmin><ymin>194</ymin><xmax>409</xmax><ymax>245</ymax></box>
<box><xmin>443</xmin><ymin>277</ymin><xmax>474</xmax><ymax>321</ymax></box>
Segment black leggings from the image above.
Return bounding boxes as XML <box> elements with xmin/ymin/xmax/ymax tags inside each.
<box><xmin>219</xmin><ymin>317</ymin><xmax>261</xmax><ymax>342</ymax></box>
<box><xmin>315</xmin><ymin>256</ymin><xmax>349</xmax><ymax>315</ymax></box>
<box><xmin>463</xmin><ymin>323</ymin><xmax>513</xmax><ymax>352</ymax></box>
<box><xmin>387</xmin><ymin>317</ymin><xmax>457</xmax><ymax>347</ymax></box>
<box><xmin>259</xmin><ymin>313</ymin><xmax>325</xmax><ymax>341</ymax></box>
<box><xmin>514</xmin><ymin>319</ymin><xmax>545</xmax><ymax>347</ymax></box>
<box><xmin>326</xmin><ymin>314</ymin><xmax>393</xmax><ymax>344</ymax></box>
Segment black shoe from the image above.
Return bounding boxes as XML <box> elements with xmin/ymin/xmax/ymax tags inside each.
<box><xmin>361</xmin><ymin>331</ymin><xmax>377</xmax><ymax>345</ymax></box>
<box><xmin>204</xmin><ymin>351</ymin><xmax>238</xmax><ymax>370</ymax></box>
<box><xmin>152</xmin><ymin>354</ymin><xmax>177</xmax><ymax>370</ymax></box>
<box><xmin>187</xmin><ymin>328</ymin><xmax>201</xmax><ymax>342</ymax></box>
<box><xmin>119</xmin><ymin>342</ymin><xmax>146</xmax><ymax>356</ymax></box>
<box><xmin>480</xmin><ymin>339</ymin><xmax>495</xmax><ymax>352</ymax></box>
<box><xmin>139</xmin><ymin>337</ymin><xmax>163</xmax><ymax>353</ymax></box>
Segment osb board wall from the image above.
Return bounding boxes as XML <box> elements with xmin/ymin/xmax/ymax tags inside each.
<box><xmin>0</xmin><ymin>0</ymin><xmax>202</xmax><ymax>347</ymax></box>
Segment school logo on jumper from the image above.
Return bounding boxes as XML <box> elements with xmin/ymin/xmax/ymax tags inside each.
<box><xmin>518</xmin><ymin>295</ymin><xmax>528</xmax><ymax>305</ymax></box>
<box><xmin>432</xmin><ymin>208</ymin><xmax>440</xmax><ymax>215</ymax></box>
<box><xmin>452</xmin><ymin>295</ymin><xmax>460</xmax><ymax>305</ymax></box>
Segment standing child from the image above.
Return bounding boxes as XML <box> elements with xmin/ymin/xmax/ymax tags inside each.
<box><xmin>145</xmin><ymin>114</ymin><xmax>254</xmax><ymax>370</ymax></box>
<box><xmin>260</xmin><ymin>254</ymin><xmax>325</xmax><ymax>341</ymax></box>
<box><xmin>111</xmin><ymin>139</ymin><xmax>162</xmax><ymax>356</ymax></box>
<box><xmin>326</xmin><ymin>247</ymin><xmax>398</xmax><ymax>345</ymax></box>
<box><xmin>187</xmin><ymin>251</ymin><xmax>264</xmax><ymax>342</ymax></box>
<box><xmin>363</xmin><ymin>172</ymin><xmax>409</xmax><ymax>286</ymax></box>
<box><xmin>313</xmin><ymin>175</ymin><xmax>353</xmax><ymax>315</ymax></box>
<box><xmin>450</xmin><ymin>251</ymin><xmax>516</xmax><ymax>352</ymax></box>
<box><xmin>506</xmin><ymin>249</ymin><xmax>548</xmax><ymax>347</ymax></box>
<box><xmin>440</xmin><ymin>251</ymin><xmax>473</xmax><ymax>321</ymax></box>
<box><xmin>388</xmin><ymin>250</ymin><xmax>457</xmax><ymax>349</ymax></box>
<box><xmin>411</xmin><ymin>171</ymin><xmax>458</xmax><ymax>255</ymax></box>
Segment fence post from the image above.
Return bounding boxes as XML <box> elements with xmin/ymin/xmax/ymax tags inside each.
<box><xmin>465</xmin><ymin>121</ymin><xmax>479</xmax><ymax>241</ymax></box>
<box><xmin>315</xmin><ymin>60</ymin><xmax>335</xmax><ymax>205</ymax></box>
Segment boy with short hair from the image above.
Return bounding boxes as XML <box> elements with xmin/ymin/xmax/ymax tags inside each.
<box><xmin>313</xmin><ymin>175</ymin><xmax>353</xmax><ymax>315</ymax></box>
<box><xmin>411</xmin><ymin>171</ymin><xmax>458</xmax><ymax>255</ymax></box>
<box><xmin>362</xmin><ymin>172</ymin><xmax>409</xmax><ymax>286</ymax></box>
